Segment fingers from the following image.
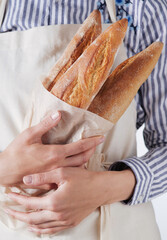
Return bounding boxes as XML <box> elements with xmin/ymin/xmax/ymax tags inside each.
<box><xmin>28</xmin><ymin>226</ymin><xmax>69</xmax><ymax>235</ymax></box>
<box><xmin>32</xmin><ymin>220</ymin><xmax>68</xmax><ymax>228</ymax></box>
<box><xmin>4</xmin><ymin>208</ymin><xmax>62</xmax><ymax>225</ymax></box>
<box><xmin>4</xmin><ymin>208</ymin><xmax>71</xmax><ymax>234</ymax></box>
<box><xmin>23</xmin><ymin>171</ymin><xmax>58</xmax><ymax>186</ymax></box>
<box><xmin>64</xmin><ymin>136</ymin><xmax>105</xmax><ymax>157</ymax></box>
<box><xmin>43</xmin><ymin>135</ymin><xmax>104</xmax><ymax>168</ymax></box>
<box><xmin>21</xmin><ymin>135</ymin><xmax>104</xmax><ymax>186</ymax></box>
<box><xmin>7</xmin><ymin>193</ymin><xmax>48</xmax><ymax>210</ymax></box>
<box><xmin>63</xmin><ymin>147</ymin><xmax>96</xmax><ymax>167</ymax></box>
<box><xmin>18</xmin><ymin>183</ymin><xmax>56</xmax><ymax>191</ymax></box>
<box><xmin>24</xmin><ymin>111</ymin><xmax>61</xmax><ymax>143</ymax></box>
<box><xmin>23</xmin><ymin>146</ymin><xmax>96</xmax><ymax>187</ymax></box>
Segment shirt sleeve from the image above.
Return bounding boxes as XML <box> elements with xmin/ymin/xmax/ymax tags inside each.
<box><xmin>109</xmin><ymin>0</ymin><xmax>167</xmax><ymax>205</ymax></box>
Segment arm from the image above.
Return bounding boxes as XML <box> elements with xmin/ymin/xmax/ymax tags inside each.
<box><xmin>5</xmin><ymin>167</ymin><xmax>136</xmax><ymax>235</ymax></box>
<box><xmin>0</xmin><ymin>111</ymin><xmax>103</xmax><ymax>187</ymax></box>
<box><xmin>110</xmin><ymin>0</ymin><xmax>167</xmax><ymax>205</ymax></box>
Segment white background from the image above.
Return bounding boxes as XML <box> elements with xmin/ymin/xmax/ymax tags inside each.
<box><xmin>136</xmin><ymin>126</ymin><xmax>167</xmax><ymax>240</ymax></box>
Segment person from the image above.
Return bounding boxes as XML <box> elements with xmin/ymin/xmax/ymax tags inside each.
<box><xmin>0</xmin><ymin>0</ymin><xmax>166</xmax><ymax>238</ymax></box>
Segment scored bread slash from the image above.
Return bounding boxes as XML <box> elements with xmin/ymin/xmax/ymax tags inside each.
<box><xmin>51</xmin><ymin>18</ymin><xmax>128</xmax><ymax>109</ymax></box>
<box><xmin>43</xmin><ymin>9</ymin><xmax>102</xmax><ymax>91</ymax></box>
<box><xmin>88</xmin><ymin>41</ymin><xmax>164</xmax><ymax>123</ymax></box>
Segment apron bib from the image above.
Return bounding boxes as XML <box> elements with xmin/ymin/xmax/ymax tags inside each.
<box><xmin>0</xmin><ymin>0</ymin><xmax>160</xmax><ymax>239</ymax></box>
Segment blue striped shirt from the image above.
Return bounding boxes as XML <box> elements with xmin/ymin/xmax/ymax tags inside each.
<box><xmin>0</xmin><ymin>0</ymin><xmax>167</xmax><ymax>206</ymax></box>
<box><xmin>0</xmin><ymin>0</ymin><xmax>110</xmax><ymax>31</ymax></box>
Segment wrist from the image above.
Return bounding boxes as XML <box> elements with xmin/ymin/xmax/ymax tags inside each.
<box><xmin>0</xmin><ymin>151</ymin><xmax>7</xmax><ymax>185</ymax></box>
<box><xmin>94</xmin><ymin>169</ymin><xmax>136</xmax><ymax>206</ymax></box>
<box><xmin>0</xmin><ymin>151</ymin><xmax>20</xmax><ymax>186</ymax></box>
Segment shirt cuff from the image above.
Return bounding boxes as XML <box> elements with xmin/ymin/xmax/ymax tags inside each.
<box><xmin>109</xmin><ymin>157</ymin><xmax>154</xmax><ymax>205</ymax></box>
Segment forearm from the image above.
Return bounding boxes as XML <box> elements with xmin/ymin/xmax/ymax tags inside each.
<box><xmin>109</xmin><ymin>145</ymin><xmax>167</xmax><ymax>205</ymax></box>
<box><xmin>0</xmin><ymin>151</ymin><xmax>10</xmax><ymax>185</ymax></box>
<box><xmin>0</xmin><ymin>151</ymin><xmax>6</xmax><ymax>185</ymax></box>
<box><xmin>0</xmin><ymin>151</ymin><xmax>21</xmax><ymax>186</ymax></box>
<box><xmin>94</xmin><ymin>169</ymin><xmax>136</xmax><ymax>206</ymax></box>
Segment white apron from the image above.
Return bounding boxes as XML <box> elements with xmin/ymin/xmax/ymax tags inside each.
<box><xmin>0</xmin><ymin>0</ymin><xmax>160</xmax><ymax>239</ymax></box>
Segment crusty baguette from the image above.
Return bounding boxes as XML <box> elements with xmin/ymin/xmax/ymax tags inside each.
<box><xmin>43</xmin><ymin>9</ymin><xmax>102</xmax><ymax>91</ymax></box>
<box><xmin>88</xmin><ymin>42</ymin><xmax>164</xmax><ymax>123</ymax></box>
<box><xmin>51</xmin><ymin>18</ymin><xmax>128</xmax><ymax>109</ymax></box>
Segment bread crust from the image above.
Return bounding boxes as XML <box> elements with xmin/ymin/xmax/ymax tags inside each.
<box><xmin>88</xmin><ymin>42</ymin><xmax>164</xmax><ymax>123</ymax></box>
<box><xmin>51</xmin><ymin>18</ymin><xmax>128</xmax><ymax>109</ymax></box>
<box><xmin>43</xmin><ymin>10</ymin><xmax>102</xmax><ymax>91</ymax></box>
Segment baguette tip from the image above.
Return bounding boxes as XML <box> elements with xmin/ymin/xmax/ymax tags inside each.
<box><xmin>151</xmin><ymin>41</ymin><xmax>164</xmax><ymax>50</ymax></box>
<box><xmin>93</xmin><ymin>9</ymin><xmax>100</xmax><ymax>14</ymax></box>
<box><xmin>117</xmin><ymin>18</ymin><xmax>128</xmax><ymax>32</ymax></box>
<box><xmin>145</xmin><ymin>41</ymin><xmax>164</xmax><ymax>58</ymax></box>
<box><xmin>91</xmin><ymin>9</ymin><xmax>101</xmax><ymax>19</ymax></box>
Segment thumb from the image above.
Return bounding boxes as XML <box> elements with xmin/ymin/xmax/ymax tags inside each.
<box><xmin>30</xmin><ymin>111</ymin><xmax>61</xmax><ymax>141</ymax></box>
<box><xmin>23</xmin><ymin>170</ymin><xmax>60</xmax><ymax>186</ymax></box>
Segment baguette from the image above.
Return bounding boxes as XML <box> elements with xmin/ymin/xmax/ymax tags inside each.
<box><xmin>51</xmin><ymin>18</ymin><xmax>128</xmax><ymax>109</ymax></box>
<box><xmin>88</xmin><ymin>42</ymin><xmax>164</xmax><ymax>123</ymax></box>
<box><xmin>43</xmin><ymin>9</ymin><xmax>102</xmax><ymax>91</ymax></box>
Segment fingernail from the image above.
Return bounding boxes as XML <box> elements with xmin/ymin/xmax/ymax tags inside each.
<box><xmin>51</xmin><ymin>112</ymin><xmax>59</xmax><ymax>120</ymax></box>
<box><xmin>23</xmin><ymin>175</ymin><xmax>32</xmax><ymax>184</ymax></box>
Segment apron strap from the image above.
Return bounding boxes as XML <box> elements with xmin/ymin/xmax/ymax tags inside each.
<box><xmin>0</xmin><ymin>0</ymin><xmax>7</xmax><ymax>28</ymax></box>
<box><xmin>105</xmin><ymin>0</ymin><xmax>116</xmax><ymax>23</ymax></box>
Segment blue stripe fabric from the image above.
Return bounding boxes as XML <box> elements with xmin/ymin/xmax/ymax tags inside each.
<box><xmin>112</xmin><ymin>0</ymin><xmax>167</xmax><ymax>205</ymax></box>
<box><xmin>116</xmin><ymin>0</ymin><xmax>167</xmax><ymax>205</ymax></box>
<box><xmin>0</xmin><ymin>0</ymin><xmax>110</xmax><ymax>31</ymax></box>
<box><xmin>0</xmin><ymin>0</ymin><xmax>167</xmax><ymax>206</ymax></box>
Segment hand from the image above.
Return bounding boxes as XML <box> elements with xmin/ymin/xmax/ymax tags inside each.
<box><xmin>5</xmin><ymin>167</ymin><xmax>136</xmax><ymax>235</ymax></box>
<box><xmin>5</xmin><ymin>168</ymin><xmax>102</xmax><ymax>234</ymax></box>
<box><xmin>0</xmin><ymin>111</ymin><xmax>104</xmax><ymax>186</ymax></box>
